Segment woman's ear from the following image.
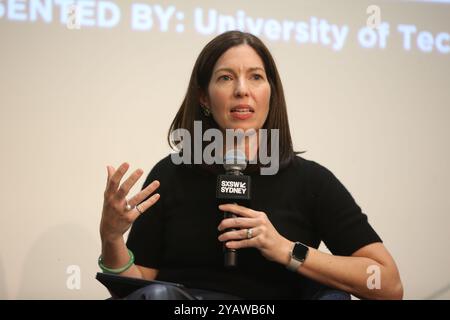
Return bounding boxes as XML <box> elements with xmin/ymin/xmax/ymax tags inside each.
<box><xmin>199</xmin><ymin>90</ymin><xmax>209</xmax><ymax>107</ymax></box>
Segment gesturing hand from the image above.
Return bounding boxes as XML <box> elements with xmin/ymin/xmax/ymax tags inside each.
<box><xmin>217</xmin><ymin>203</ymin><xmax>293</xmax><ymax>266</ymax></box>
<box><xmin>101</xmin><ymin>162</ymin><xmax>160</xmax><ymax>243</ymax></box>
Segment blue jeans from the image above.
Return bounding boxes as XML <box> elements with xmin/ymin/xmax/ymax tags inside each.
<box><xmin>124</xmin><ymin>284</ymin><xmax>242</xmax><ymax>300</ymax></box>
<box><xmin>124</xmin><ymin>282</ymin><xmax>350</xmax><ymax>300</ymax></box>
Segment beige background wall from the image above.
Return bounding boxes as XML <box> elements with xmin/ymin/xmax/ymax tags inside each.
<box><xmin>0</xmin><ymin>0</ymin><xmax>449</xmax><ymax>299</ymax></box>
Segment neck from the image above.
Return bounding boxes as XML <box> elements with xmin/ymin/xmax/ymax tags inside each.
<box><xmin>223</xmin><ymin>132</ymin><xmax>259</xmax><ymax>162</ymax></box>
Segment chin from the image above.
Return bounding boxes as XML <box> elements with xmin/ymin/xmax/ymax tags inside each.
<box><xmin>223</xmin><ymin>120</ymin><xmax>259</xmax><ymax>131</ymax></box>
<box><xmin>230</xmin><ymin>125</ymin><xmax>258</xmax><ymax>132</ymax></box>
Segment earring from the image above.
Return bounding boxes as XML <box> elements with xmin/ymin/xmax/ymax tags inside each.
<box><xmin>200</xmin><ymin>104</ymin><xmax>211</xmax><ymax>117</ymax></box>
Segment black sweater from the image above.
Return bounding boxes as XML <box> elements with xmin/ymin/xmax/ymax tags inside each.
<box><xmin>127</xmin><ymin>155</ymin><xmax>381</xmax><ymax>299</ymax></box>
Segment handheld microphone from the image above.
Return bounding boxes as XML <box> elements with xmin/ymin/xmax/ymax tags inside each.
<box><xmin>216</xmin><ymin>149</ymin><xmax>251</xmax><ymax>268</ymax></box>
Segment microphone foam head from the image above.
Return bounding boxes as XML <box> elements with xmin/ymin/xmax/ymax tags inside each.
<box><xmin>223</xmin><ymin>149</ymin><xmax>247</xmax><ymax>172</ymax></box>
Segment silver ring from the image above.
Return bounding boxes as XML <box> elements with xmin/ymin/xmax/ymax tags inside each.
<box><xmin>125</xmin><ymin>201</ymin><xmax>132</xmax><ymax>211</ymax></box>
<box><xmin>136</xmin><ymin>204</ymin><xmax>143</xmax><ymax>215</ymax></box>
<box><xmin>246</xmin><ymin>228</ymin><xmax>253</xmax><ymax>239</ymax></box>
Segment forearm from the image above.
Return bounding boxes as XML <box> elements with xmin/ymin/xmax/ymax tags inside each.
<box><xmin>217</xmin><ymin>204</ymin><xmax>403</xmax><ymax>299</ymax></box>
<box><xmin>301</xmin><ymin>248</ymin><xmax>394</xmax><ymax>299</ymax></box>
<box><xmin>101</xmin><ymin>237</ymin><xmax>143</xmax><ymax>279</ymax></box>
<box><xmin>279</xmin><ymin>241</ymin><xmax>402</xmax><ymax>300</ymax></box>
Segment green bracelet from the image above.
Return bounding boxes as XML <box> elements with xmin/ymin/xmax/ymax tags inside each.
<box><xmin>98</xmin><ymin>249</ymin><xmax>134</xmax><ymax>274</ymax></box>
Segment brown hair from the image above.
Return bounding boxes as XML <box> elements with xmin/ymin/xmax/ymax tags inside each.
<box><xmin>167</xmin><ymin>31</ymin><xmax>302</xmax><ymax>169</ymax></box>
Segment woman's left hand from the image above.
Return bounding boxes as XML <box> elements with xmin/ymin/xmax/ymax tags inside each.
<box><xmin>217</xmin><ymin>203</ymin><xmax>293</xmax><ymax>266</ymax></box>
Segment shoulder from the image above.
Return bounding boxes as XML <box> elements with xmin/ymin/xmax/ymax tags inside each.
<box><xmin>142</xmin><ymin>154</ymin><xmax>181</xmax><ymax>188</ymax></box>
<box><xmin>286</xmin><ymin>155</ymin><xmax>351</xmax><ymax>200</ymax></box>
<box><xmin>292</xmin><ymin>156</ymin><xmax>358</xmax><ymax>208</ymax></box>
<box><xmin>290</xmin><ymin>155</ymin><xmax>337</xmax><ymax>183</ymax></box>
<box><xmin>148</xmin><ymin>154</ymin><xmax>176</xmax><ymax>174</ymax></box>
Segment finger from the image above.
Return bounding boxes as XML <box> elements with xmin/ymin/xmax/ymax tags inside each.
<box><xmin>218</xmin><ymin>217</ymin><xmax>258</xmax><ymax>231</ymax></box>
<box><xmin>106</xmin><ymin>162</ymin><xmax>129</xmax><ymax>195</ymax></box>
<box><xmin>104</xmin><ymin>165</ymin><xmax>115</xmax><ymax>192</ymax></box>
<box><xmin>116</xmin><ymin>168</ymin><xmax>144</xmax><ymax>199</ymax></box>
<box><xmin>106</xmin><ymin>165</ymin><xmax>113</xmax><ymax>186</ymax></box>
<box><xmin>127</xmin><ymin>193</ymin><xmax>160</xmax><ymax>221</ymax></box>
<box><xmin>225</xmin><ymin>238</ymin><xmax>254</xmax><ymax>250</ymax></box>
<box><xmin>218</xmin><ymin>227</ymin><xmax>258</xmax><ymax>242</ymax></box>
<box><xmin>128</xmin><ymin>180</ymin><xmax>160</xmax><ymax>207</ymax></box>
<box><xmin>218</xmin><ymin>203</ymin><xmax>258</xmax><ymax>218</ymax></box>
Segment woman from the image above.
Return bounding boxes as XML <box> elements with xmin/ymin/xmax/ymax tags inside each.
<box><xmin>99</xmin><ymin>31</ymin><xmax>403</xmax><ymax>299</ymax></box>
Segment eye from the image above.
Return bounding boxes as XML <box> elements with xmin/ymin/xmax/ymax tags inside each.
<box><xmin>218</xmin><ymin>75</ymin><xmax>232</xmax><ymax>81</ymax></box>
<box><xmin>252</xmin><ymin>74</ymin><xmax>264</xmax><ymax>80</ymax></box>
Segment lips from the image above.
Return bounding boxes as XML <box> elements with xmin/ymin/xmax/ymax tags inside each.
<box><xmin>230</xmin><ymin>105</ymin><xmax>255</xmax><ymax>113</ymax></box>
<box><xmin>230</xmin><ymin>105</ymin><xmax>254</xmax><ymax>120</ymax></box>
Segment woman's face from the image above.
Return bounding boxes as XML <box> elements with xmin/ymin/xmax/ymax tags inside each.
<box><xmin>201</xmin><ymin>44</ymin><xmax>271</xmax><ymax>132</ymax></box>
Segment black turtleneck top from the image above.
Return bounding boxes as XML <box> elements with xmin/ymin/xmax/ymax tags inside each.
<box><xmin>126</xmin><ymin>155</ymin><xmax>381</xmax><ymax>299</ymax></box>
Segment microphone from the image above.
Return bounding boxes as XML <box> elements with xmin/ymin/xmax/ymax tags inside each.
<box><xmin>216</xmin><ymin>149</ymin><xmax>251</xmax><ymax>268</ymax></box>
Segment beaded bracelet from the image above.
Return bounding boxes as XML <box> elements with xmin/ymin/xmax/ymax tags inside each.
<box><xmin>98</xmin><ymin>249</ymin><xmax>134</xmax><ymax>274</ymax></box>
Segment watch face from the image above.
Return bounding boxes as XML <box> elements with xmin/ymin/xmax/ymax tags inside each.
<box><xmin>292</xmin><ymin>242</ymin><xmax>308</xmax><ymax>261</ymax></box>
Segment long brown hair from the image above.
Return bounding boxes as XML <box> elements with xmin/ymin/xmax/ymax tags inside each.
<box><xmin>168</xmin><ymin>31</ymin><xmax>301</xmax><ymax>169</ymax></box>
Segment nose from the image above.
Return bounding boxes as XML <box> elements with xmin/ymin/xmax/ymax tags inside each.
<box><xmin>234</xmin><ymin>78</ymin><xmax>249</xmax><ymax>98</ymax></box>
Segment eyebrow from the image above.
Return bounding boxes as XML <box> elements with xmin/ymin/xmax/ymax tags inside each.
<box><xmin>213</xmin><ymin>67</ymin><xmax>265</xmax><ymax>75</ymax></box>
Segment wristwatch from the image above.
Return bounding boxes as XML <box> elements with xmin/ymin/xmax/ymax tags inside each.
<box><xmin>287</xmin><ymin>241</ymin><xmax>309</xmax><ymax>272</ymax></box>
